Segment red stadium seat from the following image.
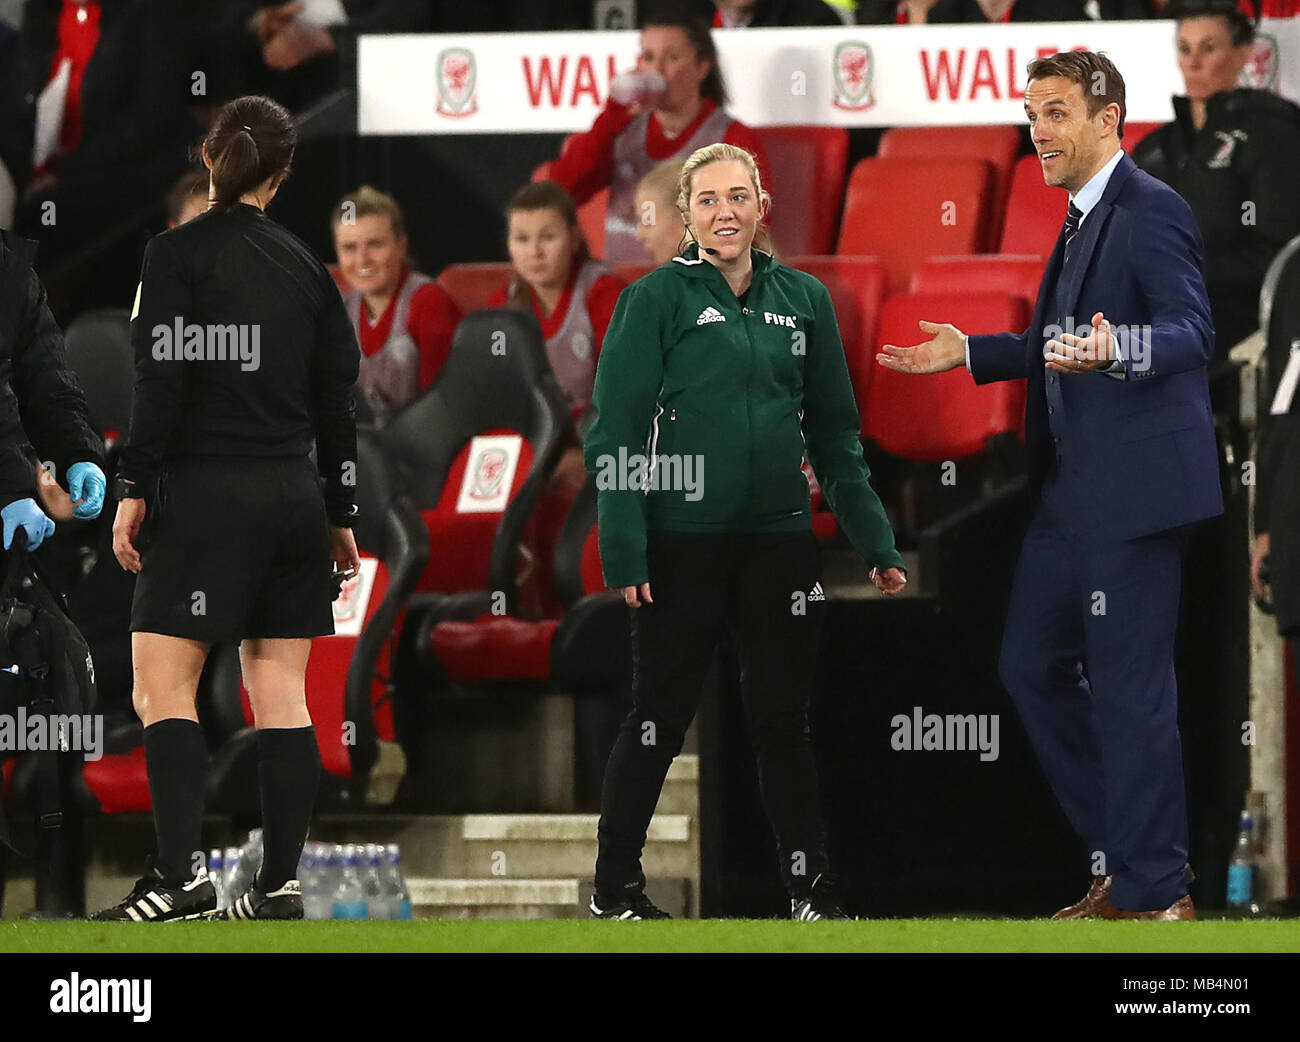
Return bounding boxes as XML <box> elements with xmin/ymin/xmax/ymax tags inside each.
<box><xmin>81</xmin><ymin>746</ymin><xmax>150</xmax><ymax>815</ymax></box>
<box><xmin>837</xmin><ymin>157</ymin><xmax>992</xmax><ymax>292</ymax></box>
<box><xmin>1000</xmin><ymin>154</ymin><xmax>1068</xmax><ymax>258</ymax></box>
<box><xmin>430</xmin><ymin>479</ymin><xmax>625</xmax><ymax>687</ymax></box>
<box><xmin>910</xmin><ymin>254</ymin><xmax>1045</xmax><ymax>312</ymax></box>
<box><xmin>422</xmin><ymin>479</ymin><xmax>632</xmax><ymax>808</ymax></box>
<box><xmin>867</xmin><ymin>291</ymin><xmax>1028</xmax><ymax>462</ymax></box>
<box><xmin>787</xmin><ymin>255</ymin><xmax>886</xmax><ymax>415</ymax></box>
<box><xmin>532</xmin><ymin>160</ymin><xmax>553</xmax><ymax>182</ymax></box>
<box><xmin>878</xmin><ymin>125</ymin><xmax>1021</xmax><ymax>248</ymax></box>
<box><xmin>384</xmin><ymin>309</ymin><xmax>569</xmax><ymax>605</ymax></box>
<box><xmin>1122</xmin><ymin>122</ymin><xmax>1162</xmax><ymax>151</ymax></box>
<box><xmin>755</xmin><ymin>126</ymin><xmax>850</xmax><ymax>256</ymax></box>
<box><xmin>437</xmin><ymin>263</ymin><xmax>513</xmax><ymax>314</ymax></box>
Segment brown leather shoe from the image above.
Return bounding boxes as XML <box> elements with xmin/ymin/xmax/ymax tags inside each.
<box><xmin>1099</xmin><ymin>894</ymin><xmax>1196</xmax><ymax>921</ymax></box>
<box><xmin>1051</xmin><ymin>876</ymin><xmax>1112</xmax><ymax>920</ymax></box>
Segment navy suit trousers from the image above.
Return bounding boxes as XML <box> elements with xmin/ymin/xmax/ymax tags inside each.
<box><xmin>999</xmin><ymin>472</ymin><xmax>1192</xmax><ymax>910</ymax></box>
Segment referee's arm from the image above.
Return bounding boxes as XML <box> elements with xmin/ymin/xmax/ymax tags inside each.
<box><xmin>803</xmin><ymin>280</ymin><xmax>903</xmax><ymax>573</ymax></box>
<box><xmin>312</xmin><ymin>285</ymin><xmax>361</xmax><ymax>527</ymax></box>
<box><xmin>583</xmin><ymin>280</ymin><xmax>664</xmax><ymax>589</ymax></box>
<box><xmin>119</xmin><ymin>234</ymin><xmax>190</xmax><ymax>495</ymax></box>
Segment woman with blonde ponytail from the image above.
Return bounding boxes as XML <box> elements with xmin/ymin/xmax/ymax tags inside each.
<box><xmin>584</xmin><ymin>142</ymin><xmax>904</xmax><ymax>922</ymax></box>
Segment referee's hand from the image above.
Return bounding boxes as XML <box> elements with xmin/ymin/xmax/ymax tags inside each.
<box><xmin>112</xmin><ymin>498</ymin><xmax>147</xmax><ymax>573</ymax></box>
<box><xmin>870</xmin><ymin>566</ymin><xmax>907</xmax><ymax>596</ymax></box>
<box><xmin>330</xmin><ymin>525</ymin><xmax>361</xmax><ymax>586</ymax></box>
<box><xmin>621</xmin><ymin>583</ymin><xmax>652</xmax><ymax>608</ymax></box>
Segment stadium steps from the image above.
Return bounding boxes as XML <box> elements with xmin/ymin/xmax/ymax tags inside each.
<box><xmin>406</xmin><ymin>877</ymin><xmax>692</xmax><ymax>919</ymax></box>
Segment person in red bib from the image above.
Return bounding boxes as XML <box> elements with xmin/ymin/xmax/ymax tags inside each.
<box><xmin>548</xmin><ymin>5</ymin><xmax>770</xmax><ymax>265</ymax></box>
<box><xmin>330</xmin><ymin>186</ymin><xmax>461</xmax><ymax>425</ymax></box>
<box><xmin>487</xmin><ymin>181</ymin><xmax>626</xmax><ymax>434</ymax></box>
<box><xmin>487</xmin><ymin>181</ymin><xmax>628</xmax><ymax>617</ymax></box>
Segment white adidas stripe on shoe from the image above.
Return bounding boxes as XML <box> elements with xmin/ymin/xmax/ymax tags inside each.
<box><xmin>218</xmin><ymin>879</ymin><xmax>304</xmax><ymax>921</ymax></box>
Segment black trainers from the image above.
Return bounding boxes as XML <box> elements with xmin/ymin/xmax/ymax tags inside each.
<box><xmin>216</xmin><ymin>877</ymin><xmax>304</xmax><ymax>920</ymax></box>
<box><xmin>791</xmin><ymin>873</ymin><xmax>854</xmax><ymax>921</ymax></box>
<box><xmin>589</xmin><ymin>890</ymin><xmax>672</xmax><ymax>920</ymax></box>
<box><xmin>91</xmin><ymin>863</ymin><xmax>217</xmax><ymax>922</ymax></box>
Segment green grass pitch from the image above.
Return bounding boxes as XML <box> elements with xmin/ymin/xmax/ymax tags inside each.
<box><xmin>3</xmin><ymin>919</ymin><xmax>1299</xmax><ymax>953</ymax></box>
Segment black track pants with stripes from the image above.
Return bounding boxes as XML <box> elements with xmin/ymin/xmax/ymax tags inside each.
<box><xmin>594</xmin><ymin>530</ymin><xmax>831</xmax><ymax>902</ymax></box>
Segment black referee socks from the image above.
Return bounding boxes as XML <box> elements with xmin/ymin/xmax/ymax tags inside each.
<box><xmin>256</xmin><ymin>725</ymin><xmax>322</xmax><ymax>892</ymax></box>
<box><xmin>143</xmin><ymin>718</ymin><xmax>209</xmax><ymax>886</ymax></box>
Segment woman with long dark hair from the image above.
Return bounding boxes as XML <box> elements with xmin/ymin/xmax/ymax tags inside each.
<box><xmin>95</xmin><ymin>95</ymin><xmax>360</xmax><ymax>922</ymax></box>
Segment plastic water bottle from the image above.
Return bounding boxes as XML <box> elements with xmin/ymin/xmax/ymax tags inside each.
<box><xmin>314</xmin><ymin>843</ymin><xmax>338</xmax><ymax>920</ymax></box>
<box><xmin>222</xmin><ymin>846</ymin><xmax>241</xmax><ymax>906</ymax></box>
<box><xmin>381</xmin><ymin>844</ymin><xmax>413</xmax><ymax>921</ymax></box>
<box><xmin>297</xmin><ymin>846</ymin><xmax>318</xmax><ymax>919</ymax></box>
<box><xmin>305</xmin><ymin>846</ymin><xmax>337</xmax><ymax>920</ymax></box>
<box><xmin>209</xmin><ymin>849</ymin><xmax>226</xmax><ymax>910</ymax></box>
<box><xmin>226</xmin><ymin>829</ymin><xmax>264</xmax><ymax>904</ymax></box>
<box><xmin>1226</xmin><ymin>809</ymin><xmax>1257</xmax><ymax>913</ymax></box>
<box><xmin>331</xmin><ymin>844</ymin><xmax>368</xmax><ymax>919</ymax></box>
<box><xmin>361</xmin><ymin>844</ymin><xmax>387</xmax><ymax>920</ymax></box>
<box><xmin>609</xmin><ymin>70</ymin><xmax>666</xmax><ymax>107</ymax></box>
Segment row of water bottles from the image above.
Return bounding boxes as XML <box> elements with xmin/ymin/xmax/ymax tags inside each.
<box><xmin>207</xmin><ymin>832</ymin><xmax>412</xmax><ymax>920</ymax></box>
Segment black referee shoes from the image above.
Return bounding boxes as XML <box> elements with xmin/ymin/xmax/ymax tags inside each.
<box><xmin>589</xmin><ymin>890</ymin><xmax>672</xmax><ymax>920</ymax></box>
<box><xmin>791</xmin><ymin>873</ymin><xmax>854</xmax><ymax>922</ymax></box>
<box><xmin>91</xmin><ymin>861</ymin><xmax>217</xmax><ymax>922</ymax></box>
<box><xmin>215</xmin><ymin>876</ymin><xmax>304</xmax><ymax>920</ymax></box>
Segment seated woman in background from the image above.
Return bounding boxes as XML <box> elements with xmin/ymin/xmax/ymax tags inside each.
<box><xmin>487</xmin><ymin>181</ymin><xmax>626</xmax><ymax>434</ymax></box>
<box><xmin>548</xmin><ymin>7</ymin><xmax>769</xmax><ymax>264</ymax></box>
<box><xmin>331</xmin><ymin>186</ymin><xmax>461</xmax><ymax>424</ymax></box>
<box><xmin>488</xmin><ymin>180</ymin><xmax>627</xmax><ymax>617</ymax></box>
<box><xmin>634</xmin><ymin>160</ymin><xmax>687</xmax><ymax>266</ymax></box>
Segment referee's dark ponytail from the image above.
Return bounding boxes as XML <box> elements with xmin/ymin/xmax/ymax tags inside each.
<box><xmin>205</xmin><ymin>96</ymin><xmax>296</xmax><ymax>210</ymax></box>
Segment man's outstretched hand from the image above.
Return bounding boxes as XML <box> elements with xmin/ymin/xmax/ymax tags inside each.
<box><xmin>1045</xmin><ymin>311</ymin><xmax>1116</xmax><ymax>374</ymax></box>
<box><xmin>877</xmin><ymin>320</ymin><xmax>967</xmax><ymax>374</ymax></box>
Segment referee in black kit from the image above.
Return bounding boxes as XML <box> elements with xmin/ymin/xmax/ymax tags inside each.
<box><xmin>93</xmin><ymin>96</ymin><xmax>361</xmax><ymax>922</ymax></box>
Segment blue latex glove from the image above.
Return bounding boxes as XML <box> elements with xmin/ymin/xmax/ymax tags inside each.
<box><xmin>67</xmin><ymin>461</ymin><xmax>107</xmax><ymax>519</ymax></box>
<box><xmin>2</xmin><ymin>497</ymin><xmax>56</xmax><ymax>550</ymax></box>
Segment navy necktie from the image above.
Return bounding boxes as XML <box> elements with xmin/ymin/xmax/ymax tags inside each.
<box><xmin>1063</xmin><ymin>201</ymin><xmax>1083</xmax><ymax>261</ymax></box>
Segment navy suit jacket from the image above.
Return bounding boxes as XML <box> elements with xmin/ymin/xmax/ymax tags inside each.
<box><xmin>967</xmin><ymin>152</ymin><xmax>1224</xmax><ymax>541</ymax></box>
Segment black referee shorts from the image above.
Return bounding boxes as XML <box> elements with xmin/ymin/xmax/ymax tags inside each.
<box><xmin>130</xmin><ymin>455</ymin><xmax>336</xmax><ymax>642</ymax></box>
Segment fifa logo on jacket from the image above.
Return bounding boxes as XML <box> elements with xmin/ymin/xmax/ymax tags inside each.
<box><xmin>763</xmin><ymin>312</ymin><xmax>797</xmax><ymax>327</ymax></box>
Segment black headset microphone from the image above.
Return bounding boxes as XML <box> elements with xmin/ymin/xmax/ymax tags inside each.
<box><xmin>679</xmin><ymin>209</ymin><xmax>722</xmax><ymax>256</ymax></box>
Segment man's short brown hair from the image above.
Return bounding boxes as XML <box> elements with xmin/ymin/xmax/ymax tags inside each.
<box><xmin>1026</xmin><ymin>51</ymin><xmax>1127</xmax><ymax>140</ymax></box>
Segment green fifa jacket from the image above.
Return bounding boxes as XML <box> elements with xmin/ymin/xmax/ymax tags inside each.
<box><xmin>584</xmin><ymin>243</ymin><xmax>904</xmax><ymax>588</ymax></box>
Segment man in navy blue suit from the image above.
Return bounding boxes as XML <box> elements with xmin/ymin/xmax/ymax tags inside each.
<box><xmin>879</xmin><ymin>51</ymin><xmax>1222</xmax><ymax>920</ymax></box>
